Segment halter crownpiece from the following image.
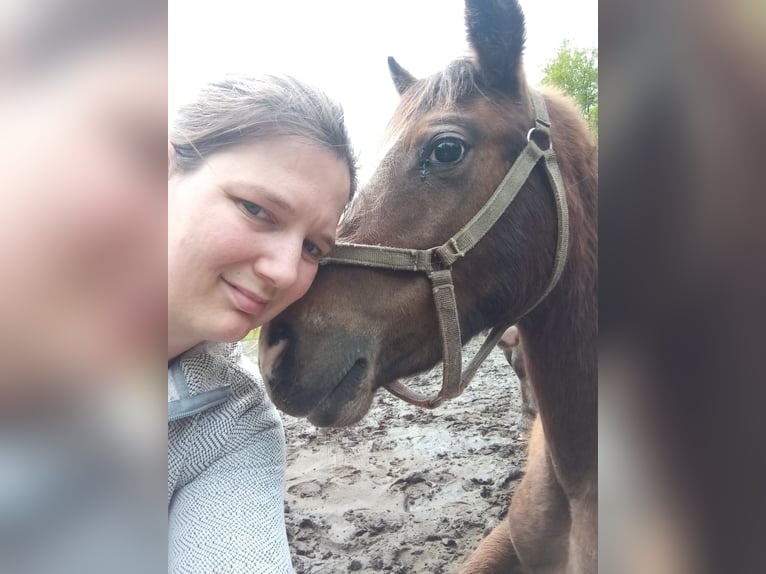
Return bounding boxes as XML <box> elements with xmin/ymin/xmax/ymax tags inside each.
<box><xmin>320</xmin><ymin>90</ymin><xmax>570</xmax><ymax>408</ymax></box>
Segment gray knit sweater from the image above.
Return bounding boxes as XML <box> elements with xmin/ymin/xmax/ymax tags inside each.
<box><xmin>168</xmin><ymin>342</ymin><xmax>294</xmax><ymax>573</ymax></box>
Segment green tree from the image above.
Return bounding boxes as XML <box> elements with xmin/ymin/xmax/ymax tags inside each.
<box><xmin>542</xmin><ymin>41</ymin><xmax>598</xmax><ymax>134</ymax></box>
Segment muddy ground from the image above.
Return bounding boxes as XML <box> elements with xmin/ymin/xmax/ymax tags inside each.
<box><xmin>248</xmin><ymin>338</ymin><xmax>532</xmax><ymax>574</ymax></box>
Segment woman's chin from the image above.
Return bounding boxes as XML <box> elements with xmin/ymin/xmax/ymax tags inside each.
<box><xmin>210</xmin><ymin>313</ymin><xmax>259</xmax><ymax>343</ymax></box>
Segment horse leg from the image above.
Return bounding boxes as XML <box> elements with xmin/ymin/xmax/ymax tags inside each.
<box><xmin>457</xmin><ymin>517</ymin><xmax>525</xmax><ymax>574</ymax></box>
<box><xmin>507</xmin><ymin>343</ymin><xmax>536</xmax><ymax>423</ymax></box>
<box><xmin>458</xmin><ymin>417</ymin><xmax>568</xmax><ymax>574</ymax></box>
<box><xmin>506</xmin><ymin>416</ymin><xmax>572</xmax><ymax>573</ymax></box>
<box><xmin>565</xmin><ymin>486</ymin><xmax>597</xmax><ymax>573</ymax></box>
<box><xmin>518</xmin><ymin>370</ymin><xmax>537</xmax><ymax>420</ymax></box>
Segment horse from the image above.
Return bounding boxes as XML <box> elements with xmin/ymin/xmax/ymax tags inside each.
<box><xmin>498</xmin><ymin>326</ymin><xmax>537</xmax><ymax>421</ymax></box>
<box><xmin>259</xmin><ymin>0</ymin><xmax>597</xmax><ymax>571</ymax></box>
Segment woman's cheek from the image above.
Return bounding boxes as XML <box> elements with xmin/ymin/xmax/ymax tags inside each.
<box><xmin>292</xmin><ymin>261</ymin><xmax>321</xmax><ymax>304</ymax></box>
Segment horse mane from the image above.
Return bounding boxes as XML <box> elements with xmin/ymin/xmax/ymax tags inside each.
<box><xmin>387</xmin><ymin>59</ymin><xmax>485</xmax><ymax>141</ymax></box>
<box><xmin>538</xmin><ymin>89</ymin><xmax>598</xmax><ymax>330</ymax></box>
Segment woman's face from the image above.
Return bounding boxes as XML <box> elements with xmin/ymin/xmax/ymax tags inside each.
<box><xmin>0</xmin><ymin>35</ymin><xmax>167</xmax><ymax>384</ymax></box>
<box><xmin>167</xmin><ymin>136</ymin><xmax>351</xmax><ymax>355</ymax></box>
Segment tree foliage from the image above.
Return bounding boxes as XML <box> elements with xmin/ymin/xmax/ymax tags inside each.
<box><xmin>542</xmin><ymin>41</ymin><xmax>598</xmax><ymax>133</ymax></box>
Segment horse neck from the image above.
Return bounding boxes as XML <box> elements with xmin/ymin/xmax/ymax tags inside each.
<box><xmin>518</xmin><ymin>237</ymin><xmax>597</xmax><ymax>493</ymax></box>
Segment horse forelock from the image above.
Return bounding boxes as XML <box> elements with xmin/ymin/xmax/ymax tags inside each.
<box><xmin>385</xmin><ymin>59</ymin><xmax>484</xmax><ymax>144</ymax></box>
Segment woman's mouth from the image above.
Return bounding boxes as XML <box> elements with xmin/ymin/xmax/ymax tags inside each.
<box><xmin>222</xmin><ymin>278</ymin><xmax>270</xmax><ymax>315</ymax></box>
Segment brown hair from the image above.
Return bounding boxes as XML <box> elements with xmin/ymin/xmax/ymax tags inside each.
<box><xmin>170</xmin><ymin>74</ymin><xmax>357</xmax><ymax>198</ymax></box>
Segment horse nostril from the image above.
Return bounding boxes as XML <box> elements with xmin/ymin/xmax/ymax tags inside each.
<box><xmin>258</xmin><ymin>319</ymin><xmax>294</xmax><ymax>381</ymax></box>
<box><xmin>266</xmin><ymin>320</ymin><xmax>292</xmax><ymax>347</ymax></box>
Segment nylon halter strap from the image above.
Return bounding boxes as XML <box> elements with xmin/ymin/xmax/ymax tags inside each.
<box><xmin>319</xmin><ymin>90</ymin><xmax>570</xmax><ymax>408</ymax></box>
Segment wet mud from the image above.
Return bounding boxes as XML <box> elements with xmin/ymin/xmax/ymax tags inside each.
<box><xmin>264</xmin><ymin>339</ymin><xmax>531</xmax><ymax>574</ymax></box>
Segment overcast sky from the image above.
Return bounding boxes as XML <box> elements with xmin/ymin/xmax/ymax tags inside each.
<box><xmin>169</xmin><ymin>0</ymin><xmax>597</xmax><ymax>182</ymax></box>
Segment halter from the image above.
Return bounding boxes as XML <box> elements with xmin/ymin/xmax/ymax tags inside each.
<box><xmin>319</xmin><ymin>90</ymin><xmax>570</xmax><ymax>408</ymax></box>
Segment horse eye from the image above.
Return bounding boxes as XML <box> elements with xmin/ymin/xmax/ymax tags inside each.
<box><xmin>430</xmin><ymin>137</ymin><xmax>465</xmax><ymax>164</ymax></box>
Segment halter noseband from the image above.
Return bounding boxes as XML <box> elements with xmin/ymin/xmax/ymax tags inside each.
<box><xmin>319</xmin><ymin>90</ymin><xmax>570</xmax><ymax>408</ymax></box>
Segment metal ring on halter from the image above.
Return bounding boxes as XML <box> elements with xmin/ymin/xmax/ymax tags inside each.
<box><xmin>527</xmin><ymin>127</ymin><xmax>552</xmax><ymax>151</ymax></box>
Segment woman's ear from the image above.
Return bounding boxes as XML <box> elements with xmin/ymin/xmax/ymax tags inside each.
<box><xmin>168</xmin><ymin>140</ymin><xmax>176</xmax><ymax>179</ymax></box>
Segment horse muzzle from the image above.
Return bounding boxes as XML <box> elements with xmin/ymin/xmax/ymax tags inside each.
<box><xmin>258</xmin><ymin>320</ymin><xmax>378</xmax><ymax>427</ymax></box>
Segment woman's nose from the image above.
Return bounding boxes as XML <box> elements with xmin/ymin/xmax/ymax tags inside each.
<box><xmin>253</xmin><ymin>237</ymin><xmax>301</xmax><ymax>290</ymax></box>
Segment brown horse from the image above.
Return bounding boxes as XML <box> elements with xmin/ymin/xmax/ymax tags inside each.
<box><xmin>498</xmin><ymin>326</ymin><xmax>537</xmax><ymax>420</ymax></box>
<box><xmin>259</xmin><ymin>0</ymin><xmax>597</xmax><ymax>571</ymax></box>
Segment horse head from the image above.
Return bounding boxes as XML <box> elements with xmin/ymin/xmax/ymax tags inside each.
<box><xmin>259</xmin><ymin>0</ymin><xmax>595</xmax><ymax>428</ymax></box>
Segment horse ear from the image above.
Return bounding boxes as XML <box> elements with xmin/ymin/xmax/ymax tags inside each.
<box><xmin>464</xmin><ymin>0</ymin><xmax>526</xmax><ymax>92</ymax></box>
<box><xmin>387</xmin><ymin>56</ymin><xmax>416</xmax><ymax>95</ymax></box>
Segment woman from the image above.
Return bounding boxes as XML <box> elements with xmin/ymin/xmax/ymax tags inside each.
<box><xmin>168</xmin><ymin>75</ymin><xmax>356</xmax><ymax>572</ymax></box>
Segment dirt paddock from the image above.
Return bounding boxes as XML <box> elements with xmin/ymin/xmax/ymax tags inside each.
<box><xmin>246</xmin><ymin>339</ymin><xmax>530</xmax><ymax>574</ymax></box>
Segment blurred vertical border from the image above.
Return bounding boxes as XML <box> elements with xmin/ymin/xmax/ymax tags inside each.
<box><xmin>600</xmin><ymin>0</ymin><xmax>766</xmax><ymax>572</ymax></box>
<box><xmin>1</xmin><ymin>1</ymin><xmax>168</xmax><ymax>573</ymax></box>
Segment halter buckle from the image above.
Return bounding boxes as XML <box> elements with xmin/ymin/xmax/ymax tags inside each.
<box><xmin>427</xmin><ymin>247</ymin><xmax>450</xmax><ymax>271</ymax></box>
<box><xmin>432</xmin><ymin>238</ymin><xmax>464</xmax><ymax>269</ymax></box>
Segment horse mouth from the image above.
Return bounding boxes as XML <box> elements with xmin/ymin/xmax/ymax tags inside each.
<box><xmin>307</xmin><ymin>358</ymin><xmax>370</xmax><ymax>426</ymax></box>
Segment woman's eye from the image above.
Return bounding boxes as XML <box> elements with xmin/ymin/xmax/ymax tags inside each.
<box><xmin>429</xmin><ymin>137</ymin><xmax>466</xmax><ymax>165</ymax></box>
<box><xmin>241</xmin><ymin>200</ymin><xmax>270</xmax><ymax>220</ymax></box>
<box><xmin>303</xmin><ymin>239</ymin><xmax>323</xmax><ymax>260</ymax></box>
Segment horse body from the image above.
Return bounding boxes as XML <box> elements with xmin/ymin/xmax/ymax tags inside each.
<box><xmin>260</xmin><ymin>1</ymin><xmax>597</xmax><ymax>571</ymax></box>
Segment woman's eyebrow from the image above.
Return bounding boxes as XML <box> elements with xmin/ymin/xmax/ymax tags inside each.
<box><xmin>229</xmin><ymin>181</ymin><xmax>297</xmax><ymax>215</ymax></box>
<box><xmin>228</xmin><ymin>180</ymin><xmax>335</xmax><ymax>247</ymax></box>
